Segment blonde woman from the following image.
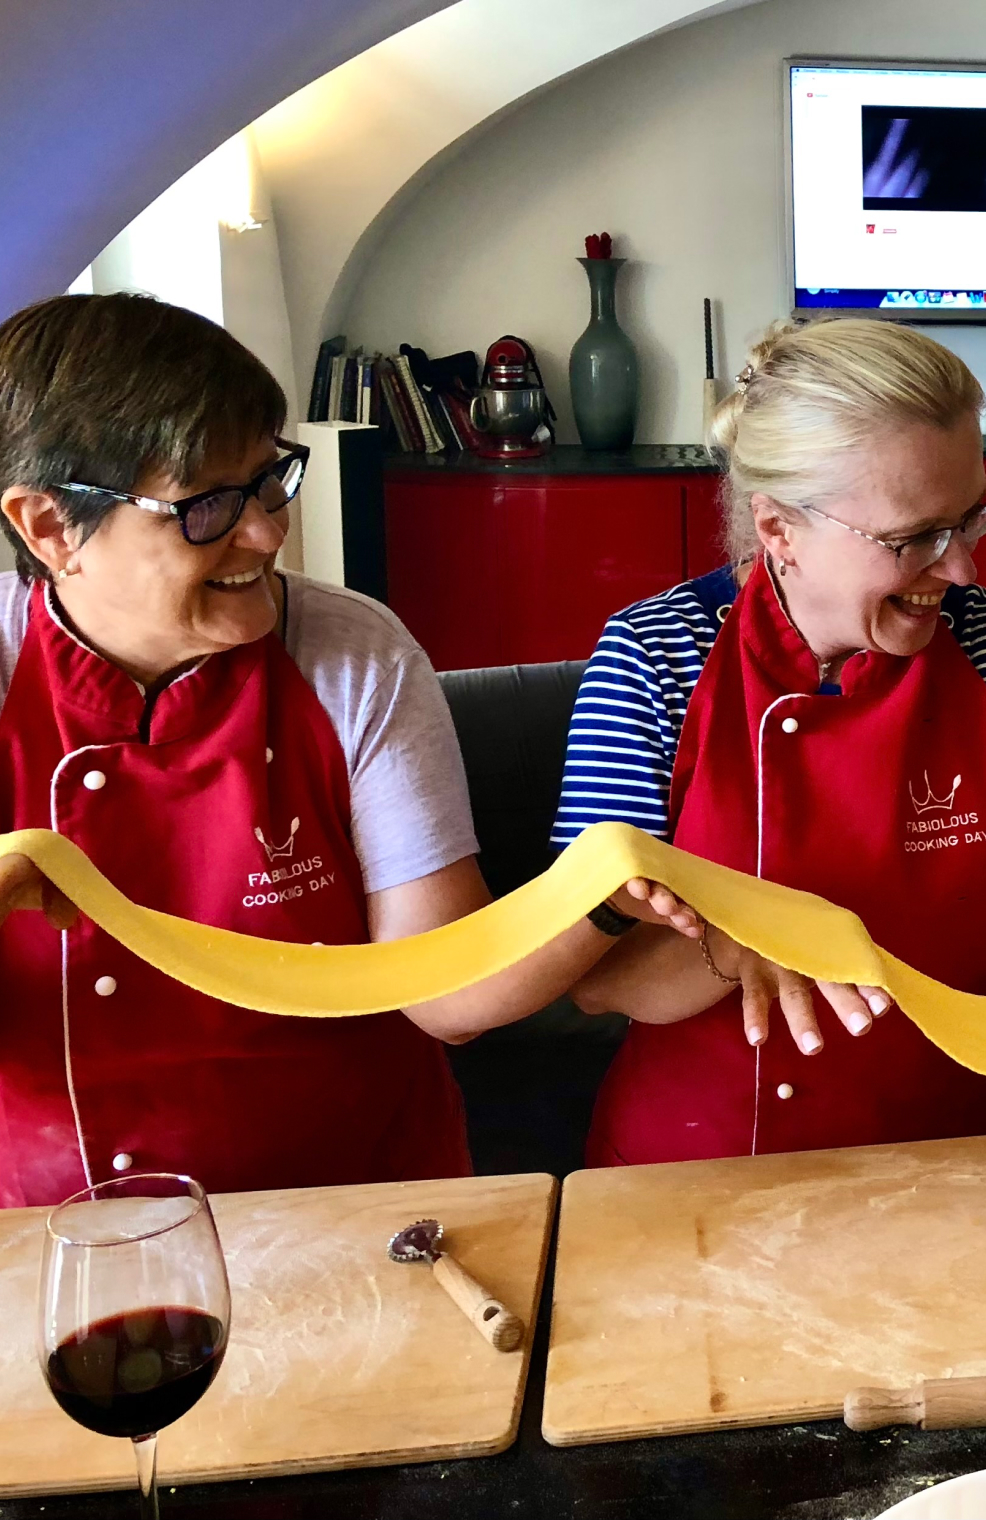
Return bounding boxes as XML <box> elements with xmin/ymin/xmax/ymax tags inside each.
<box><xmin>553</xmin><ymin>318</ymin><xmax>986</xmax><ymax>1165</ymax></box>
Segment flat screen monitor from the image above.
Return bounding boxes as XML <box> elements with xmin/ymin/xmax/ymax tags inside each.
<box><xmin>786</xmin><ymin>58</ymin><xmax>986</xmax><ymax>321</ymax></box>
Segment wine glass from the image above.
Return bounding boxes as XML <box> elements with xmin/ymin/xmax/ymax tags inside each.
<box><xmin>38</xmin><ymin>1173</ymin><xmax>231</xmax><ymax>1518</ymax></box>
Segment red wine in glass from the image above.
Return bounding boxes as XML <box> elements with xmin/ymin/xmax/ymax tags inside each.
<box><xmin>39</xmin><ymin>1175</ymin><xmax>230</xmax><ymax>1518</ymax></box>
<box><xmin>47</xmin><ymin>1306</ymin><xmax>226</xmax><ymax>1439</ymax></box>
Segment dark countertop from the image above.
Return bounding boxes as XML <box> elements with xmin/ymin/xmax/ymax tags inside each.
<box><xmin>385</xmin><ymin>443</ymin><xmax>721</xmax><ymax>476</ymax></box>
<box><xmin>11</xmin><ymin>1258</ymin><xmax>986</xmax><ymax>1520</ymax></box>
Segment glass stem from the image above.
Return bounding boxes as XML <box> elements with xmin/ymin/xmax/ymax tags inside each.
<box><xmin>133</xmin><ymin>1433</ymin><xmax>160</xmax><ymax>1520</ymax></box>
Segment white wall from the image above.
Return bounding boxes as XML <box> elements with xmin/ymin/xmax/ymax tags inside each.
<box><xmin>85</xmin><ymin>131</ymin><xmax>298</xmax><ymax>414</ymax></box>
<box><xmin>252</xmin><ymin>0</ymin><xmax>765</xmax><ymax>405</ymax></box>
<box><xmin>90</xmin><ymin>159</ymin><xmax>225</xmax><ymax>326</ymax></box>
<box><xmin>338</xmin><ymin>0</ymin><xmax>986</xmax><ymax>444</ymax></box>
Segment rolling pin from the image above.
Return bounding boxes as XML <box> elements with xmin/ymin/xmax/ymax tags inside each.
<box><xmin>845</xmin><ymin>1376</ymin><xmax>986</xmax><ymax>1431</ymax></box>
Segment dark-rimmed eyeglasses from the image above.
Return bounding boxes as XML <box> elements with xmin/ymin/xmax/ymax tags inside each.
<box><xmin>795</xmin><ymin>498</ymin><xmax>986</xmax><ymax>573</ymax></box>
<box><xmin>56</xmin><ymin>438</ymin><xmax>309</xmax><ymax>546</ymax></box>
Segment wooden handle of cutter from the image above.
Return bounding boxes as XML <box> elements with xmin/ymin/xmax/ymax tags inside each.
<box><xmin>431</xmin><ymin>1253</ymin><xmax>524</xmax><ymax>1352</ymax></box>
<box><xmin>702</xmin><ymin>377</ymin><xmax>718</xmax><ymax>435</ymax></box>
<box><xmin>845</xmin><ymin>1377</ymin><xmax>986</xmax><ymax>1431</ymax></box>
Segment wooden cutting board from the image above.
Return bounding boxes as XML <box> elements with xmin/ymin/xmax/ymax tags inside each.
<box><xmin>543</xmin><ymin>1137</ymin><xmax>986</xmax><ymax>1446</ymax></box>
<box><xmin>0</xmin><ymin>1171</ymin><xmax>556</xmax><ymax>1496</ymax></box>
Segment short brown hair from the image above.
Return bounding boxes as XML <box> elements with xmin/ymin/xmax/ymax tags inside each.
<box><xmin>0</xmin><ymin>292</ymin><xmax>287</xmax><ymax>581</ymax></box>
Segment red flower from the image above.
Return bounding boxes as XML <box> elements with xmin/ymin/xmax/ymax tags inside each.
<box><xmin>583</xmin><ymin>232</ymin><xmax>613</xmax><ymax>259</ymax></box>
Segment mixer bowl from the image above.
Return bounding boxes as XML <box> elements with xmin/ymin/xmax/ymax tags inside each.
<box><xmin>470</xmin><ymin>385</ymin><xmax>547</xmax><ymax>440</ymax></box>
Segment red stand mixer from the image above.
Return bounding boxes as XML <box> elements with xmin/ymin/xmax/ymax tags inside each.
<box><xmin>468</xmin><ymin>336</ymin><xmax>555</xmax><ymax>460</ymax></box>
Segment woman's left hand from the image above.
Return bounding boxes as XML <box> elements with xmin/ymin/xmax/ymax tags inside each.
<box><xmin>0</xmin><ymin>853</ymin><xmax>77</xmax><ymax>930</ymax></box>
<box><xmin>606</xmin><ymin>878</ymin><xmax>704</xmax><ymax>938</ymax></box>
<box><xmin>706</xmin><ymin>924</ymin><xmax>894</xmax><ymax>1053</ymax></box>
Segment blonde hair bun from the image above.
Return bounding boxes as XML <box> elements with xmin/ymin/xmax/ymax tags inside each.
<box><xmin>705</xmin><ymin>321</ymin><xmax>798</xmax><ymax>457</ymax></box>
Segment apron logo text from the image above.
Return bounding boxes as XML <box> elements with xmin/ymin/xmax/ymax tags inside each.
<box><xmin>242</xmin><ymin>854</ymin><xmax>336</xmax><ymax>907</ymax></box>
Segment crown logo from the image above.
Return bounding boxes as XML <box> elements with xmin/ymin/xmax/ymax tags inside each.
<box><xmin>254</xmin><ymin>817</ymin><xmax>300</xmax><ymax>861</ymax></box>
<box><xmin>908</xmin><ymin>772</ymin><xmax>961</xmax><ymax>815</ymax></box>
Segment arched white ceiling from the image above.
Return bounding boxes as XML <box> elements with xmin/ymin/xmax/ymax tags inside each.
<box><xmin>0</xmin><ymin>0</ymin><xmax>456</xmax><ymax>320</ymax></box>
<box><xmin>253</xmin><ymin>0</ymin><xmax>768</xmax><ymax>395</ymax></box>
<box><xmin>0</xmin><ymin>0</ymin><xmax>768</xmax><ymax>381</ymax></box>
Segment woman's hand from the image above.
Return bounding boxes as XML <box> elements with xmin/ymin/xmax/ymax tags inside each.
<box><xmin>0</xmin><ymin>854</ymin><xmax>77</xmax><ymax>931</ymax></box>
<box><xmin>705</xmin><ymin>925</ymin><xmax>892</xmax><ymax>1054</ymax></box>
<box><xmin>606</xmin><ymin>878</ymin><xmax>704</xmax><ymax>938</ymax></box>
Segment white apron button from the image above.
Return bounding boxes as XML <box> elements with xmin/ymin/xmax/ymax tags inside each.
<box><xmin>112</xmin><ymin>1152</ymin><xmax>133</xmax><ymax>1172</ymax></box>
<box><xmin>777</xmin><ymin>1083</ymin><xmax>795</xmax><ymax>1100</ymax></box>
<box><xmin>311</xmin><ymin>941</ymin><xmax>325</xmax><ymax>947</ymax></box>
<box><xmin>266</xmin><ymin>747</ymin><xmax>273</xmax><ymax>763</ymax></box>
<box><xmin>94</xmin><ymin>976</ymin><xmax>117</xmax><ymax>997</ymax></box>
<box><xmin>83</xmin><ymin>769</ymin><xmax>106</xmax><ymax>790</ymax></box>
<box><xmin>781</xmin><ymin>718</ymin><xmax>799</xmax><ymax>734</ymax></box>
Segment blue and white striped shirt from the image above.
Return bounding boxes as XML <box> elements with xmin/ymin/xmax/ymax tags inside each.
<box><xmin>551</xmin><ymin>566</ymin><xmax>986</xmax><ymax>848</ymax></box>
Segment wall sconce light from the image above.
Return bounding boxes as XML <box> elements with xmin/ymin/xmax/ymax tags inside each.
<box><xmin>222</xmin><ymin>213</ymin><xmax>267</xmax><ymax>233</ymax></box>
<box><xmin>214</xmin><ymin>132</ymin><xmax>268</xmax><ymax>234</ymax></box>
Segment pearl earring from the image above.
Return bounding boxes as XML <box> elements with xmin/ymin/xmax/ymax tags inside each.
<box><xmin>779</xmin><ymin>560</ymin><xmax>788</xmax><ymax>577</ymax></box>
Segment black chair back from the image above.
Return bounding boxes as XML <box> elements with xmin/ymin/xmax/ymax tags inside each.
<box><xmin>437</xmin><ymin>660</ymin><xmax>627</xmax><ymax>1178</ymax></box>
<box><xmin>437</xmin><ymin>660</ymin><xmax>586</xmax><ymax>899</ymax></box>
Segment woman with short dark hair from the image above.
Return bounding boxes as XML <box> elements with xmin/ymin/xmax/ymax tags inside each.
<box><xmin>0</xmin><ymin>292</ymin><xmax>683</xmax><ymax>1207</ymax></box>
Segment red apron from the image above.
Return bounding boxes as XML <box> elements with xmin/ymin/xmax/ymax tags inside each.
<box><xmin>588</xmin><ymin>560</ymin><xmax>986</xmax><ymax>1166</ymax></box>
<box><xmin>0</xmin><ymin>585</ymin><xmax>469</xmax><ymax>1207</ymax></box>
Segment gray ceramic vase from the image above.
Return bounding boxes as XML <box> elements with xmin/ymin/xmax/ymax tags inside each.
<box><xmin>569</xmin><ymin>257</ymin><xmax>638</xmax><ymax>450</ymax></box>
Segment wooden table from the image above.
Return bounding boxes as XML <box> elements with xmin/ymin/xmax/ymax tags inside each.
<box><xmin>5</xmin><ymin>1276</ymin><xmax>986</xmax><ymax>1520</ymax></box>
<box><xmin>8</xmin><ymin>1141</ymin><xmax>986</xmax><ymax>1517</ymax></box>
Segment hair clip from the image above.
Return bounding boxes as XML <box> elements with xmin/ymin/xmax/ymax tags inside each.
<box><xmin>734</xmin><ymin>362</ymin><xmax>755</xmax><ymax>392</ymax></box>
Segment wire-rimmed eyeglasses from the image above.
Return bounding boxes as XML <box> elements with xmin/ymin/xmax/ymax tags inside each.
<box><xmin>795</xmin><ymin>498</ymin><xmax>986</xmax><ymax>574</ymax></box>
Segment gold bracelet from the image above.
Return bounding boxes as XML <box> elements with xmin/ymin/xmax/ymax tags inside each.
<box><xmin>700</xmin><ymin>922</ymin><xmax>740</xmax><ymax>984</ymax></box>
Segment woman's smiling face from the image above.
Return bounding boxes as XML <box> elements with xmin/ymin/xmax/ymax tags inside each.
<box><xmin>752</xmin><ymin>412</ymin><xmax>986</xmax><ymax>662</ymax></box>
<box><xmin>54</xmin><ymin>435</ymin><xmax>289</xmax><ymax>685</ymax></box>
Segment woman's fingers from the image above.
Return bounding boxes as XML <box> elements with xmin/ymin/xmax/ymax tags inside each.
<box><xmin>0</xmin><ymin>853</ymin><xmax>76</xmax><ymax>930</ymax></box>
<box><xmin>775</xmin><ymin>967</ymin><xmax>825</xmax><ymax>1055</ymax></box>
<box><xmin>739</xmin><ymin>959</ymin><xmax>771</xmax><ymax>1047</ymax></box>
<box><xmin>733</xmin><ymin>951</ymin><xmax>894</xmax><ymax>1056</ymax></box>
<box><xmin>618</xmin><ymin>878</ymin><xmax>703</xmax><ymax>937</ymax></box>
<box><xmin>40</xmin><ymin>877</ymin><xmax>78</xmax><ymax>930</ymax></box>
<box><xmin>0</xmin><ymin>854</ymin><xmax>45</xmax><ymax>924</ymax></box>
<box><xmin>815</xmin><ymin>980</ymin><xmax>876</xmax><ymax>1038</ymax></box>
<box><xmin>858</xmin><ymin>986</ymin><xmax>893</xmax><ymax>1017</ymax></box>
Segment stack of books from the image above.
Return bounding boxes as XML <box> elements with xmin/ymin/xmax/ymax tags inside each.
<box><xmin>307</xmin><ymin>338</ymin><xmax>480</xmax><ymax>455</ymax></box>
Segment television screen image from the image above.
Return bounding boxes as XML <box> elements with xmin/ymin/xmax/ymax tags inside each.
<box><xmin>863</xmin><ymin>106</ymin><xmax>986</xmax><ymax>212</ymax></box>
<box><xmin>788</xmin><ymin>61</ymin><xmax>986</xmax><ymax>319</ymax></box>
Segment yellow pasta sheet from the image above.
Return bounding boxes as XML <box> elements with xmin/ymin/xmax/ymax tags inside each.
<box><xmin>0</xmin><ymin>823</ymin><xmax>981</xmax><ymax>1072</ymax></box>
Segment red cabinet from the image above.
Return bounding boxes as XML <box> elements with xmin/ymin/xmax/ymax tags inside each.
<box><xmin>383</xmin><ymin>473</ymin><xmax>503</xmax><ymax>672</ymax></box>
<box><xmin>385</xmin><ymin>452</ymin><xmax>724</xmax><ymax>670</ymax></box>
<box><xmin>384</xmin><ymin>450</ymin><xmax>986</xmax><ymax>671</ymax></box>
<box><xmin>681</xmin><ymin>471</ymin><xmax>726</xmax><ymax>580</ymax></box>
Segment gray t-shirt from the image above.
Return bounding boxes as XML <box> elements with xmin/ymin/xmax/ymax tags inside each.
<box><xmin>0</xmin><ymin>571</ymin><xmax>478</xmax><ymax>895</ymax></box>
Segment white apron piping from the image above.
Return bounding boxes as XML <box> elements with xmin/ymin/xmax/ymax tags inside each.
<box><xmin>751</xmin><ymin>691</ymin><xmax>808</xmax><ymax>1157</ymax></box>
<box><xmin>49</xmin><ymin>742</ymin><xmax>117</xmax><ymax>1190</ymax></box>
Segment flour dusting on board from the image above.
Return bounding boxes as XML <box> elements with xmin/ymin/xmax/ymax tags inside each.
<box><xmin>0</xmin><ymin>1220</ymin><xmax>52</xmax><ymax>1403</ymax></box>
<box><xmin>613</xmin><ymin>1150</ymin><xmax>986</xmax><ymax>1392</ymax></box>
<box><xmin>217</xmin><ymin>1202</ymin><xmax>419</xmax><ymax>1398</ymax></box>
